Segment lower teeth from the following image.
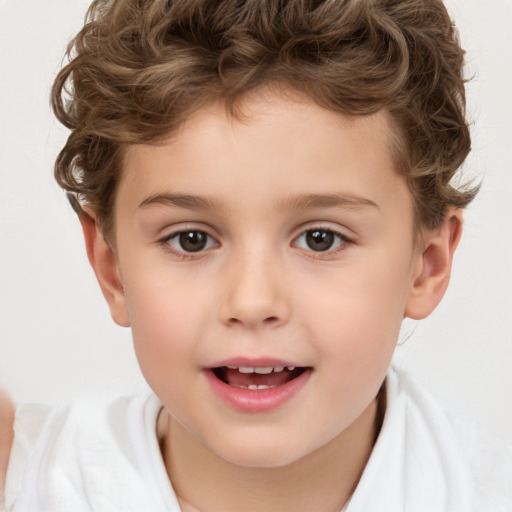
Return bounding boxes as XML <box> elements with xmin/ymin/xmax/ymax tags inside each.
<box><xmin>232</xmin><ymin>384</ymin><xmax>277</xmax><ymax>390</ymax></box>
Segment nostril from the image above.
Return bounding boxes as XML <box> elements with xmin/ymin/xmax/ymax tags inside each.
<box><xmin>226</xmin><ymin>315</ymin><xmax>279</xmax><ymax>326</ymax></box>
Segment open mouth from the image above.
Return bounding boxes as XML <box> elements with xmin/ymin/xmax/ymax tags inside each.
<box><xmin>211</xmin><ymin>365</ymin><xmax>309</xmax><ymax>390</ymax></box>
<box><xmin>205</xmin><ymin>363</ymin><xmax>313</xmax><ymax>412</ymax></box>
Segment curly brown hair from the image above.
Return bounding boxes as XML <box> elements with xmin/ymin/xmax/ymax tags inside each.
<box><xmin>51</xmin><ymin>0</ymin><xmax>477</xmax><ymax>239</ymax></box>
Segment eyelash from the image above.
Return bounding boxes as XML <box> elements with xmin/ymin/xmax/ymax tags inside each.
<box><xmin>158</xmin><ymin>229</ymin><xmax>218</xmax><ymax>259</ymax></box>
<box><xmin>158</xmin><ymin>227</ymin><xmax>353</xmax><ymax>259</ymax></box>
<box><xmin>292</xmin><ymin>228</ymin><xmax>352</xmax><ymax>257</ymax></box>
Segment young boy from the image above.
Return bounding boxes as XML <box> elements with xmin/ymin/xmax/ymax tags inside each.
<box><xmin>2</xmin><ymin>0</ymin><xmax>511</xmax><ymax>510</ymax></box>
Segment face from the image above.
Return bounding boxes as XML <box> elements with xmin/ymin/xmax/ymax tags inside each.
<box><xmin>110</xmin><ymin>92</ymin><xmax>423</xmax><ymax>468</ymax></box>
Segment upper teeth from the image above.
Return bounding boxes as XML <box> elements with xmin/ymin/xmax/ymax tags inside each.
<box><xmin>227</xmin><ymin>366</ymin><xmax>294</xmax><ymax>374</ymax></box>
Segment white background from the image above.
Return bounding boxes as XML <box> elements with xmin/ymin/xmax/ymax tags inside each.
<box><xmin>1</xmin><ymin>0</ymin><xmax>511</xmax><ymax>443</ymax></box>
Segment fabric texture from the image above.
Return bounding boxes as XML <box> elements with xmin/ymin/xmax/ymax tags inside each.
<box><xmin>4</xmin><ymin>366</ymin><xmax>512</xmax><ymax>512</ymax></box>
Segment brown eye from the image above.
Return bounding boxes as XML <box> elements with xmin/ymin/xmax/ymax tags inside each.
<box><xmin>164</xmin><ymin>230</ymin><xmax>216</xmax><ymax>254</ymax></box>
<box><xmin>293</xmin><ymin>228</ymin><xmax>349</xmax><ymax>253</ymax></box>
<box><xmin>305</xmin><ymin>230</ymin><xmax>335</xmax><ymax>252</ymax></box>
<box><xmin>178</xmin><ymin>231</ymin><xmax>208</xmax><ymax>252</ymax></box>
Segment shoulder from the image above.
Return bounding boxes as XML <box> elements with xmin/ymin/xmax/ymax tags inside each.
<box><xmin>5</xmin><ymin>393</ymin><xmax>175</xmax><ymax>512</ymax></box>
<box><xmin>447</xmin><ymin>410</ymin><xmax>512</xmax><ymax>511</ymax></box>
<box><xmin>389</xmin><ymin>365</ymin><xmax>512</xmax><ymax>510</ymax></box>
<box><xmin>0</xmin><ymin>390</ymin><xmax>15</xmax><ymax>499</ymax></box>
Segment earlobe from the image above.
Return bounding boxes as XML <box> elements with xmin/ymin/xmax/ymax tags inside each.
<box><xmin>79</xmin><ymin>208</ymin><xmax>130</xmax><ymax>327</ymax></box>
<box><xmin>405</xmin><ymin>208</ymin><xmax>463</xmax><ymax>320</ymax></box>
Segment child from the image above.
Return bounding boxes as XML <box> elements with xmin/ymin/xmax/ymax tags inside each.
<box><xmin>3</xmin><ymin>0</ymin><xmax>511</xmax><ymax>510</ymax></box>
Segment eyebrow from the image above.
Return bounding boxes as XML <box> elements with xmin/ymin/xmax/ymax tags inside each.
<box><xmin>282</xmin><ymin>193</ymin><xmax>379</xmax><ymax>211</ymax></box>
<box><xmin>138</xmin><ymin>193</ymin><xmax>222</xmax><ymax>211</ymax></box>
<box><xmin>138</xmin><ymin>192</ymin><xmax>378</xmax><ymax>212</ymax></box>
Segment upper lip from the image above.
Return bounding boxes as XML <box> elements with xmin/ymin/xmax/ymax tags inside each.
<box><xmin>205</xmin><ymin>357</ymin><xmax>305</xmax><ymax>369</ymax></box>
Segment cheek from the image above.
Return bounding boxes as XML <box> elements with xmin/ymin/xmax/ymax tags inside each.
<box><xmin>122</xmin><ymin>274</ymin><xmax>208</xmax><ymax>388</ymax></box>
<box><xmin>308</xmin><ymin>249</ymin><xmax>413</xmax><ymax>368</ymax></box>
<box><xmin>303</xmin><ymin>261</ymin><xmax>411</xmax><ymax>427</ymax></box>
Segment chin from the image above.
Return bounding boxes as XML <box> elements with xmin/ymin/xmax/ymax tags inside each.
<box><xmin>223</xmin><ymin>451</ymin><xmax>302</xmax><ymax>469</ymax></box>
<box><xmin>206</xmin><ymin>432</ymin><xmax>315</xmax><ymax>469</ymax></box>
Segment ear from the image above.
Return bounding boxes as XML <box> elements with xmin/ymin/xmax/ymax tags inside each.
<box><xmin>78</xmin><ymin>208</ymin><xmax>130</xmax><ymax>327</ymax></box>
<box><xmin>405</xmin><ymin>207</ymin><xmax>463</xmax><ymax>320</ymax></box>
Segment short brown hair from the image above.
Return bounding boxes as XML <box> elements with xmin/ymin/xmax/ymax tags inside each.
<box><xmin>52</xmin><ymin>0</ymin><xmax>477</xmax><ymax>239</ymax></box>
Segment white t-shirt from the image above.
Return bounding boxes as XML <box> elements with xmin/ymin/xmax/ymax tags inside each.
<box><xmin>4</xmin><ymin>366</ymin><xmax>512</xmax><ymax>512</ymax></box>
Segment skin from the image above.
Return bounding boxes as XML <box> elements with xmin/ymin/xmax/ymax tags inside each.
<box><xmin>0</xmin><ymin>390</ymin><xmax>14</xmax><ymax>501</ymax></box>
<box><xmin>81</xmin><ymin>90</ymin><xmax>462</xmax><ymax>512</ymax></box>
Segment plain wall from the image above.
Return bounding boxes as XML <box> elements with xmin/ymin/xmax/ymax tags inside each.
<box><xmin>1</xmin><ymin>0</ymin><xmax>511</xmax><ymax>443</ymax></box>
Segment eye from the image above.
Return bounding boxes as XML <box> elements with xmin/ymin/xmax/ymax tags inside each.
<box><xmin>164</xmin><ymin>230</ymin><xmax>217</xmax><ymax>253</ymax></box>
<box><xmin>293</xmin><ymin>229</ymin><xmax>348</xmax><ymax>252</ymax></box>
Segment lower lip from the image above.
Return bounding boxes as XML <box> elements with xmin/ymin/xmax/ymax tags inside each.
<box><xmin>204</xmin><ymin>368</ymin><xmax>312</xmax><ymax>413</ymax></box>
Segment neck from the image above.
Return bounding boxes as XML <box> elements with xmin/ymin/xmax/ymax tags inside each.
<box><xmin>160</xmin><ymin>393</ymin><xmax>383</xmax><ymax>512</ymax></box>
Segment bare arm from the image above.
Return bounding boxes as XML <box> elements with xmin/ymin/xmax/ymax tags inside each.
<box><xmin>0</xmin><ymin>390</ymin><xmax>14</xmax><ymax>496</ymax></box>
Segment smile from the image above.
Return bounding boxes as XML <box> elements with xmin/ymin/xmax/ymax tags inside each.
<box><xmin>205</xmin><ymin>362</ymin><xmax>312</xmax><ymax>412</ymax></box>
<box><xmin>212</xmin><ymin>366</ymin><xmax>306</xmax><ymax>390</ymax></box>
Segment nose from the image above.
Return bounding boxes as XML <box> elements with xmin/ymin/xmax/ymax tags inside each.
<box><xmin>218</xmin><ymin>249</ymin><xmax>290</xmax><ymax>329</ymax></box>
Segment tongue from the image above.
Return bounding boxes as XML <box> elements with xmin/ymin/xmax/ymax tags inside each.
<box><xmin>223</xmin><ymin>368</ymin><xmax>295</xmax><ymax>388</ymax></box>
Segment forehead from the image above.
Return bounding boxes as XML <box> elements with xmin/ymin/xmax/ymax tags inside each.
<box><xmin>117</xmin><ymin>91</ymin><xmax>412</xmax><ymax>221</ymax></box>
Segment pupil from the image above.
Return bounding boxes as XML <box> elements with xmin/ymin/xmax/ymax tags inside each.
<box><xmin>179</xmin><ymin>231</ymin><xmax>207</xmax><ymax>252</ymax></box>
<box><xmin>306</xmin><ymin>230</ymin><xmax>334</xmax><ymax>252</ymax></box>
